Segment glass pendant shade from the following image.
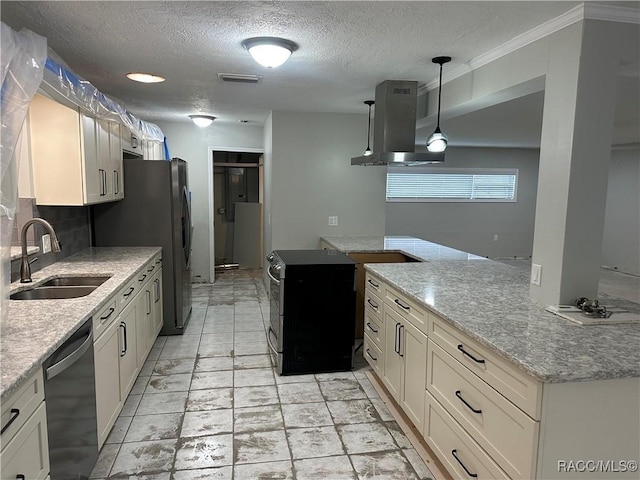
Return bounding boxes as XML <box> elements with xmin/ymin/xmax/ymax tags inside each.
<box><xmin>426</xmin><ymin>128</ymin><xmax>448</xmax><ymax>153</ymax></box>
<box><xmin>242</xmin><ymin>37</ymin><xmax>298</xmax><ymax>68</ymax></box>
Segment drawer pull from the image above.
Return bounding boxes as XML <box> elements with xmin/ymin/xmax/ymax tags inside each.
<box><xmin>123</xmin><ymin>286</ymin><xmax>135</xmax><ymax>298</ymax></box>
<box><xmin>366</xmin><ymin>298</ymin><xmax>379</xmax><ymax>310</ymax></box>
<box><xmin>367</xmin><ymin>279</ymin><xmax>379</xmax><ymax>288</ymax></box>
<box><xmin>147</xmin><ymin>265</ymin><xmax>155</xmax><ymax>273</ymax></box>
<box><xmin>100</xmin><ymin>307</ymin><xmax>115</xmax><ymax>323</ymax></box>
<box><xmin>366</xmin><ymin>322</ymin><xmax>378</xmax><ymax>334</ymax></box>
<box><xmin>394</xmin><ymin>298</ymin><xmax>410</xmax><ymax>310</ymax></box>
<box><xmin>138</xmin><ymin>273</ymin><xmax>147</xmax><ymax>283</ymax></box>
<box><xmin>451</xmin><ymin>449</ymin><xmax>478</xmax><ymax>478</ymax></box>
<box><xmin>455</xmin><ymin>390</ymin><xmax>482</xmax><ymax>414</ymax></box>
<box><xmin>458</xmin><ymin>344</ymin><xmax>485</xmax><ymax>364</ymax></box>
<box><xmin>1</xmin><ymin>408</ymin><xmax>20</xmax><ymax>435</ymax></box>
<box><xmin>365</xmin><ymin>348</ymin><xmax>377</xmax><ymax>362</ymax></box>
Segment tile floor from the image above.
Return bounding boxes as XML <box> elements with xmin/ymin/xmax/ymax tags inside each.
<box><xmin>90</xmin><ymin>269</ymin><xmax>434</xmax><ymax>480</ymax></box>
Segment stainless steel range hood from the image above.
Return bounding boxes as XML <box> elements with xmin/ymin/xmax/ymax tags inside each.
<box><xmin>351</xmin><ymin>80</ymin><xmax>444</xmax><ymax>166</ymax></box>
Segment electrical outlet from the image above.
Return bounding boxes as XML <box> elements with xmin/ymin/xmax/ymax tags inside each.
<box><xmin>531</xmin><ymin>263</ymin><xmax>542</xmax><ymax>286</ymax></box>
<box><xmin>328</xmin><ymin>216</ymin><xmax>338</xmax><ymax>226</ymax></box>
<box><xmin>42</xmin><ymin>234</ymin><xmax>52</xmax><ymax>254</ymax></box>
<box><xmin>493</xmin><ymin>234</ymin><xmax>499</xmax><ymax>242</ymax></box>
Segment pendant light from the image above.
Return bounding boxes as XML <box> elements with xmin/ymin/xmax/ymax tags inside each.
<box><xmin>426</xmin><ymin>56</ymin><xmax>452</xmax><ymax>153</ymax></box>
<box><xmin>362</xmin><ymin>100</ymin><xmax>375</xmax><ymax>156</ymax></box>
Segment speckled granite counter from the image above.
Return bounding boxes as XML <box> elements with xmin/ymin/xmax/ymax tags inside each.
<box><xmin>1</xmin><ymin>246</ymin><xmax>161</xmax><ymax>401</ymax></box>
<box><xmin>321</xmin><ymin>235</ymin><xmax>640</xmax><ymax>383</ymax></box>
<box><xmin>9</xmin><ymin>245</ymin><xmax>39</xmax><ymax>261</ymax></box>
<box><xmin>320</xmin><ymin>235</ymin><xmax>486</xmax><ymax>261</ymax></box>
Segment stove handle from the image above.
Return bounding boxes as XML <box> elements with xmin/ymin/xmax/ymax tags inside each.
<box><xmin>267</xmin><ymin>266</ymin><xmax>281</xmax><ymax>284</ymax></box>
<box><xmin>267</xmin><ymin>327</ymin><xmax>280</xmax><ymax>356</ymax></box>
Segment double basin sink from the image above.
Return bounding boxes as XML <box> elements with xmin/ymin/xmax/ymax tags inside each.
<box><xmin>10</xmin><ymin>276</ymin><xmax>111</xmax><ymax>300</ymax></box>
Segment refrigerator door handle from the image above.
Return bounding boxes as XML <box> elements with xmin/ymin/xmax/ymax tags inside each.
<box><xmin>182</xmin><ymin>186</ymin><xmax>193</xmax><ymax>266</ymax></box>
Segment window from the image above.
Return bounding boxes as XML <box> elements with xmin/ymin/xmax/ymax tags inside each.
<box><xmin>386</xmin><ymin>167</ymin><xmax>518</xmax><ymax>202</ymax></box>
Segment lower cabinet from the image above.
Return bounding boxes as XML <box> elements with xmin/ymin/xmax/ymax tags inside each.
<box><xmin>94</xmin><ymin>318</ymin><xmax>122</xmax><ymax>447</ymax></box>
<box><xmin>118</xmin><ymin>286</ymin><xmax>139</xmax><ymax>398</ymax></box>
<box><xmin>153</xmin><ymin>269</ymin><xmax>164</xmax><ymax>337</ymax></box>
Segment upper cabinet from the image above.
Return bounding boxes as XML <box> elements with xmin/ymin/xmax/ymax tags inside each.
<box><xmin>28</xmin><ymin>93</ymin><xmax>124</xmax><ymax>205</ymax></box>
<box><xmin>121</xmin><ymin>125</ymin><xmax>164</xmax><ymax>161</ymax></box>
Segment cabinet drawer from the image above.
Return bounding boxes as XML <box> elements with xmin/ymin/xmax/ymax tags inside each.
<box><xmin>427</xmin><ymin>340</ymin><xmax>538</xmax><ymax>480</ymax></box>
<box><xmin>424</xmin><ymin>391</ymin><xmax>509</xmax><ymax>480</ymax></box>
<box><xmin>364</xmin><ymin>288</ymin><xmax>383</xmax><ymax>322</ymax></box>
<box><xmin>363</xmin><ymin>334</ymin><xmax>383</xmax><ymax>378</ymax></box>
<box><xmin>118</xmin><ymin>276</ymin><xmax>138</xmax><ymax>309</ymax></box>
<box><xmin>384</xmin><ymin>285</ymin><xmax>428</xmax><ymax>335</ymax></box>
<box><xmin>364</xmin><ymin>310</ymin><xmax>384</xmax><ymax>350</ymax></box>
<box><xmin>1</xmin><ymin>370</ymin><xmax>45</xmax><ymax>449</ymax></box>
<box><xmin>93</xmin><ymin>298</ymin><xmax>118</xmax><ymax>340</ymax></box>
<box><xmin>364</xmin><ymin>273</ymin><xmax>385</xmax><ymax>298</ymax></box>
<box><xmin>428</xmin><ymin>314</ymin><xmax>542</xmax><ymax>418</ymax></box>
<box><xmin>0</xmin><ymin>402</ymin><xmax>49</xmax><ymax>480</ymax></box>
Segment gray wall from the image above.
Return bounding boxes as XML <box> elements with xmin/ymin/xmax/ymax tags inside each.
<box><xmin>267</xmin><ymin>111</ymin><xmax>386</xmax><ymax>250</ymax></box>
<box><xmin>155</xmin><ymin>120</ymin><xmax>263</xmax><ymax>282</ymax></box>
<box><xmin>385</xmin><ymin>147</ymin><xmax>540</xmax><ymax>258</ymax></box>
<box><xmin>602</xmin><ymin>147</ymin><xmax>640</xmax><ymax>275</ymax></box>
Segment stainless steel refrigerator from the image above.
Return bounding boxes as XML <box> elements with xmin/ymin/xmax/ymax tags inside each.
<box><xmin>93</xmin><ymin>158</ymin><xmax>193</xmax><ymax>334</ymax></box>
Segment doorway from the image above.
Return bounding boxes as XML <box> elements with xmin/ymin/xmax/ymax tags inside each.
<box><xmin>210</xmin><ymin>150</ymin><xmax>263</xmax><ymax>279</ymax></box>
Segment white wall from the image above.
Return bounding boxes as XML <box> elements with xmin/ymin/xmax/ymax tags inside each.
<box><xmin>155</xmin><ymin>120</ymin><xmax>263</xmax><ymax>282</ymax></box>
<box><xmin>267</xmin><ymin>111</ymin><xmax>386</xmax><ymax>250</ymax></box>
<box><xmin>602</xmin><ymin>147</ymin><xmax>640</xmax><ymax>275</ymax></box>
<box><xmin>385</xmin><ymin>147</ymin><xmax>540</xmax><ymax>258</ymax></box>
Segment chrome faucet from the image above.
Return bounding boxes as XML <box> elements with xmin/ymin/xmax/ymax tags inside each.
<box><xmin>20</xmin><ymin>218</ymin><xmax>61</xmax><ymax>283</ymax></box>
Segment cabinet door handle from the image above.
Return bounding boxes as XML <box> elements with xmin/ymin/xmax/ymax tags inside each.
<box><xmin>455</xmin><ymin>390</ymin><xmax>482</xmax><ymax>414</ymax></box>
<box><xmin>366</xmin><ymin>322</ymin><xmax>378</xmax><ymax>334</ymax></box>
<box><xmin>154</xmin><ymin>279</ymin><xmax>160</xmax><ymax>302</ymax></box>
<box><xmin>1</xmin><ymin>408</ymin><xmax>20</xmax><ymax>435</ymax></box>
<box><xmin>366</xmin><ymin>298</ymin><xmax>379</xmax><ymax>310</ymax></box>
<box><xmin>398</xmin><ymin>325</ymin><xmax>404</xmax><ymax>357</ymax></box>
<box><xmin>451</xmin><ymin>449</ymin><xmax>478</xmax><ymax>478</ymax></box>
<box><xmin>394</xmin><ymin>298</ymin><xmax>410</xmax><ymax>310</ymax></box>
<box><xmin>367</xmin><ymin>278</ymin><xmax>379</xmax><ymax>289</ymax></box>
<box><xmin>123</xmin><ymin>286</ymin><xmax>135</xmax><ymax>298</ymax></box>
<box><xmin>98</xmin><ymin>169</ymin><xmax>105</xmax><ymax>196</ymax></box>
<box><xmin>146</xmin><ymin>290</ymin><xmax>152</xmax><ymax>315</ymax></box>
<box><xmin>100</xmin><ymin>307</ymin><xmax>115</xmax><ymax>323</ymax></box>
<box><xmin>120</xmin><ymin>322</ymin><xmax>127</xmax><ymax>356</ymax></box>
<box><xmin>114</xmin><ymin>170</ymin><xmax>119</xmax><ymax>194</ymax></box>
<box><xmin>457</xmin><ymin>344</ymin><xmax>486</xmax><ymax>364</ymax></box>
<box><xmin>365</xmin><ymin>348</ymin><xmax>377</xmax><ymax>362</ymax></box>
<box><xmin>394</xmin><ymin>323</ymin><xmax>401</xmax><ymax>354</ymax></box>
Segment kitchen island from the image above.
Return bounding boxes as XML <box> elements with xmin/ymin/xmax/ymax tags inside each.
<box><xmin>321</xmin><ymin>235</ymin><xmax>640</xmax><ymax>479</ymax></box>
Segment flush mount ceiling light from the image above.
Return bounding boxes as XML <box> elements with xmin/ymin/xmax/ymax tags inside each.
<box><xmin>426</xmin><ymin>56</ymin><xmax>452</xmax><ymax>153</ymax></box>
<box><xmin>362</xmin><ymin>100</ymin><xmax>375</xmax><ymax>156</ymax></box>
<box><xmin>241</xmin><ymin>37</ymin><xmax>298</xmax><ymax>68</ymax></box>
<box><xmin>126</xmin><ymin>72</ymin><xmax>166</xmax><ymax>83</ymax></box>
<box><xmin>189</xmin><ymin>115</ymin><xmax>216</xmax><ymax>127</ymax></box>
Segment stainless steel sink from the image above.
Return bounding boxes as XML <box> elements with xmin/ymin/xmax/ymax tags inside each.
<box><xmin>10</xmin><ymin>285</ymin><xmax>100</xmax><ymax>300</ymax></box>
<box><xmin>40</xmin><ymin>276</ymin><xmax>111</xmax><ymax>287</ymax></box>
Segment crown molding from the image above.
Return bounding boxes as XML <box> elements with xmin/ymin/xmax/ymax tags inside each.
<box><xmin>426</xmin><ymin>3</ymin><xmax>639</xmax><ymax>90</ymax></box>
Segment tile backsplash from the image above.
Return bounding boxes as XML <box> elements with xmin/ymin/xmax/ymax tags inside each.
<box><xmin>10</xmin><ymin>198</ymin><xmax>91</xmax><ymax>281</ymax></box>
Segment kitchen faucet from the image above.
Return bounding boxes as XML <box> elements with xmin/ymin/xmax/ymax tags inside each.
<box><xmin>20</xmin><ymin>218</ymin><xmax>61</xmax><ymax>283</ymax></box>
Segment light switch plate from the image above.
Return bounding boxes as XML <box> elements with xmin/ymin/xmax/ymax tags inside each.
<box><xmin>328</xmin><ymin>216</ymin><xmax>338</xmax><ymax>226</ymax></box>
<box><xmin>531</xmin><ymin>263</ymin><xmax>542</xmax><ymax>286</ymax></box>
<box><xmin>42</xmin><ymin>233</ymin><xmax>52</xmax><ymax>254</ymax></box>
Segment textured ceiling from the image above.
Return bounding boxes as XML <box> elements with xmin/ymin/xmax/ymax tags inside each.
<box><xmin>2</xmin><ymin>1</ymin><xmax>638</xmax><ymax>147</ymax></box>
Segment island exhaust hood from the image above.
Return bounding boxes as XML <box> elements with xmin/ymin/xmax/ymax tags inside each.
<box><xmin>351</xmin><ymin>80</ymin><xmax>444</xmax><ymax>166</ymax></box>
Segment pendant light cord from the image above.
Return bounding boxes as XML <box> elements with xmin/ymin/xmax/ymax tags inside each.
<box><xmin>366</xmin><ymin>103</ymin><xmax>372</xmax><ymax>150</ymax></box>
<box><xmin>436</xmin><ymin>62</ymin><xmax>443</xmax><ymax>130</ymax></box>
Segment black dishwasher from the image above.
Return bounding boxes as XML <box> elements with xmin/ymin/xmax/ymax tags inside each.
<box><xmin>267</xmin><ymin>249</ymin><xmax>356</xmax><ymax>375</ymax></box>
<box><xmin>42</xmin><ymin>318</ymin><xmax>98</xmax><ymax>479</ymax></box>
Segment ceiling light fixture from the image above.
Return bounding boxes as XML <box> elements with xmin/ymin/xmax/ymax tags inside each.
<box><xmin>362</xmin><ymin>100</ymin><xmax>375</xmax><ymax>156</ymax></box>
<box><xmin>189</xmin><ymin>115</ymin><xmax>216</xmax><ymax>127</ymax></box>
<box><xmin>426</xmin><ymin>56</ymin><xmax>452</xmax><ymax>153</ymax></box>
<box><xmin>126</xmin><ymin>72</ymin><xmax>166</xmax><ymax>83</ymax></box>
<box><xmin>241</xmin><ymin>37</ymin><xmax>298</xmax><ymax>68</ymax></box>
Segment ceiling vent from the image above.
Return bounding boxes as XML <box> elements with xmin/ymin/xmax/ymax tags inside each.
<box><xmin>218</xmin><ymin>73</ymin><xmax>263</xmax><ymax>84</ymax></box>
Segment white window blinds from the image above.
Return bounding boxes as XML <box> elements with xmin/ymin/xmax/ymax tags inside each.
<box><xmin>386</xmin><ymin>168</ymin><xmax>518</xmax><ymax>202</ymax></box>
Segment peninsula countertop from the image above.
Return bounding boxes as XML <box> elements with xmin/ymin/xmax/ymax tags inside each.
<box><xmin>321</xmin><ymin>235</ymin><xmax>640</xmax><ymax>383</ymax></box>
<box><xmin>2</xmin><ymin>246</ymin><xmax>161</xmax><ymax>401</ymax></box>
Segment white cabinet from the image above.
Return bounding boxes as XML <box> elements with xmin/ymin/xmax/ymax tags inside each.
<box><xmin>118</xmin><ymin>298</ymin><xmax>139</xmax><ymax>398</ymax></box>
<box><xmin>142</xmin><ymin>139</ymin><xmax>164</xmax><ymax>160</ymax></box>
<box><xmin>0</xmin><ymin>370</ymin><xmax>49</xmax><ymax>480</ymax></box>
<box><xmin>120</xmin><ymin>125</ymin><xmax>142</xmax><ymax>156</ymax></box>
<box><xmin>28</xmin><ymin>93</ymin><xmax>124</xmax><ymax>205</ymax></box>
<box><xmin>152</xmin><ymin>263</ymin><xmax>164</xmax><ymax>337</ymax></box>
<box><xmin>94</xmin><ymin>317</ymin><xmax>122</xmax><ymax>448</ymax></box>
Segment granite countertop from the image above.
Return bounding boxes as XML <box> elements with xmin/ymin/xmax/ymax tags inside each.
<box><xmin>321</xmin><ymin>235</ymin><xmax>486</xmax><ymax>261</ymax></box>
<box><xmin>1</xmin><ymin>246</ymin><xmax>161</xmax><ymax>401</ymax></box>
<box><xmin>322</xmin><ymin>235</ymin><xmax>640</xmax><ymax>383</ymax></box>
<box><xmin>9</xmin><ymin>245</ymin><xmax>39</xmax><ymax>261</ymax></box>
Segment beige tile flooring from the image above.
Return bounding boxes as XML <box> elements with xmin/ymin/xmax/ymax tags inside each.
<box><xmin>90</xmin><ymin>270</ymin><xmax>434</xmax><ymax>479</ymax></box>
